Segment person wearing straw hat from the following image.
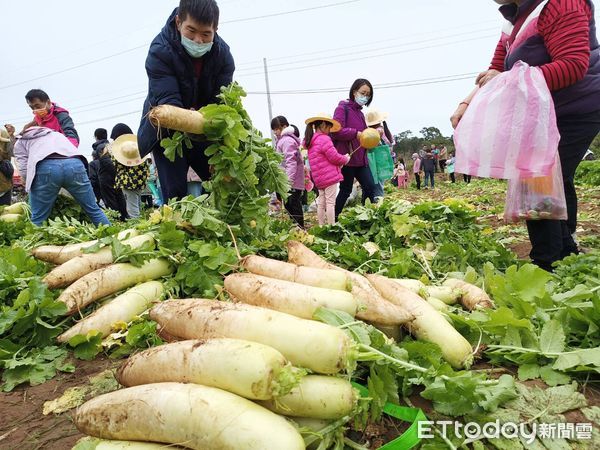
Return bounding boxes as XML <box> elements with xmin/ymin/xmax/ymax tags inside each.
<box><xmin>365</xmin><ymin>108</ymin><xmax>395</xmax><ymax>200</ymax></box>
<box><xmin>0</xmin><ymin>128</ymin><xmax>14</xmax><ymax>205</ymax></box>
<box><xmin>110</xmin><ymin>124</ymin><xmax>149</xmax><ymax>219</ymax></box>
<box><xmin>304</xmin><ymin>113</ymin><xmax>350</xmax><ymax>226</ymax></box>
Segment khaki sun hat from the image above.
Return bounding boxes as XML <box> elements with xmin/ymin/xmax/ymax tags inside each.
<box><xmin>0</xmin><ymin>128</ymin><xmax>10</xmax><ymax>143</ymax></box>
<box><xmin>365</xmin><ymin>109</ymin><xmax>389</xmax><ymax>127</ymax></box>
<box><xmin>110</xmin><ymin>134</ymin><xmax>148</xmax><ymax>167</ymax></box>
<box><xmin>305</xmin><ymin>113</ymin><xmax>341</xmax><ymax>133</ymax></box>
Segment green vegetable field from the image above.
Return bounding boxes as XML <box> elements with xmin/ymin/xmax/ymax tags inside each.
<box><xmin>1</xmin><ymin>85</ymin><xmax>599</xmax><ymax>449</ymax></box>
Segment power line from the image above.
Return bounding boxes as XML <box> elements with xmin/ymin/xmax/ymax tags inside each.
<box><xmin>235</xmin><ymin>26</ymin><xmax>499</xmax><ymax>70</ymax></box>
<box><xmin>76</xmin><ymin>110</ymin><xmax>142</xmax><ymax>126</ymax></box>
<box><xmin>245</xmin><ymin>73</ymin><xmax>479</xmax><ymax>95</ymax></box>
<box><xmin>0</xmin><ymin>1</ymin><xmax>364</xmax><ymax>91</ymax></box>
<box><xmin>237</xmin><ymin>29</ymin><xmax>498</xmax><ymax>72</ymax></box>
<box><xmin>222</xmin><ymin>0</ymin><xmax>362</xmax><ymax>24</ymax></box>
<box><xmin>0</xmin><ymin>45</ymin><xmax>148</xmax><ymax>90</ymax></box>
<box><xmin>236</xmin><ymin>34</ymin><xmax>497</xmax><ymax>77</ymax></box>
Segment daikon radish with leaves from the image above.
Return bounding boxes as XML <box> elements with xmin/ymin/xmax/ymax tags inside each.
<box><xmin>116</xmin><ymin>339</ymin><xmax>303</xmax><ymax>400</ymax></box>
<box><xmin>74</xmin><ymin>383</ymin><xmax>305</xmax><ymax>450</ymax></box>
<box><xmin>367</xmin><ymin>274</ymin><xmax>473</xmax><ymax>369</ymax></box>
<box><xmin>150</xmin><ymin>299</ymin><xmax>352</xmax><ymax>375</ymax></box>
<box><xmin>44</xmin><ymin>234</ymin><xmax>155</xmax><ymax>289</ymax></box>
<box><xmin>258</xmin><ymin>375</ymin><xmax>358</xmax><ymax>420</ymax></box>
<box><xmin>149</xmin><ymin>105</ymin><xmax>205</xmax><ymax>134</ymax></box>
<box><xmin>32</xmin><ymin>229</ymin><xmax>139</xmax><ymax>264</ymax></box>
<box><xmin>443</xmin><ymin>278</ymin><xmax>494</xmax><ymax>310</ymax></box>
<box><xmin>225</xmin><ymin>273</ymin><xmax>358</xmax><ymax>319</ymax></box>
<box><xmin>57</xmin><ymin>281</ymin><xmax>164</xmax><ymax>343</ymax></box>
<box><xmin>58</xmin><ymin>259</ymin><xmax>173</xmax><ymax>315</ymax></box>
<box><xmin>286</xmin><ymin>241</ymin><xmax>413</xmax><ymax>325</ymax></box>
<box><xmin>241</xmin><ymin>255</ymin><xmax>351</xmax><ymax>291</ymax></box>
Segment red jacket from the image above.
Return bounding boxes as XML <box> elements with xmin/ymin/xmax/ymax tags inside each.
<box><xmin>307</xmin><ymin>132</ymin><xmax>348</xmax><ymax>189</ymax></box>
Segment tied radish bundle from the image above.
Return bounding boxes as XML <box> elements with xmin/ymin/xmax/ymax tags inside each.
<box><xmin>241</xmin><ymin>255</ymin><xmax>351</xmax><ymax>291</ymax></box>
<box><xmin>224</xmin><ymin>273</ymin><xmax>358</xmax><ymax>319</ymax></box>
<box><xmin>286</xmin><ymin>241</ymin><xmax>413</xmax><ymax>326</ymax></box>
<box><xmin>74</xmin><ymin>383</ymin><xmax>306</xmax><ymax>450</ymax></box>
<box><xmin>57</xmin><ymin>281</ymin><xmax>164</xmax><ymax>343</ymax></box>
<box><xmin>58</xmin><ymin>258</ymin><xmax>173</xmax><ymax>315</ymax></box>
<box><xmin>32</xmin><ymin>229</ymin><xmax>139</xmax><ymax>265</ymax></box>
<box><xmin>43</xmin><ymin>234</ymin><xmax>155</xmax><ymax>289</ymax></box>
<box><xmin>116</xmin><ymin>339</ymin><xmax>304</xmax><ymax>400</ymax></box>
<box><xmin>150</xmin><ymin>299</ymin><xmax>353</xmax><ymax>375</ymax></box>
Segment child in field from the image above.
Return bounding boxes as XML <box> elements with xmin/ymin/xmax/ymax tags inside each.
<box><xmin>305</xmin><ymin>114</ymin><xmax>350</xmax><ymax>225</ymax></box>
<box><xmin>395</xmin><ymin>158</ymin><xmax>408</xmax><ymax>189</ymax></box>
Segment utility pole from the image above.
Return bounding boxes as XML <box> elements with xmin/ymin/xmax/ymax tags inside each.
<box><xmin>263</xmin><ymin>57</ymin><xmax>275</xmax><ymax>142</ymax></box>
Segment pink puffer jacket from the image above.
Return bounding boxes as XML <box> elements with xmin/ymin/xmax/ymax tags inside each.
<box><xmin>307</xmin><ymin>132</ymin><xmax>349</xmax><ymax>189</ymax></box>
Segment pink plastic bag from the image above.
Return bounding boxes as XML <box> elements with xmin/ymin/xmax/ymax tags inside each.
<box><xmin>454</xmin><ymin>61</ymin><xmax>560</xmax><ymax>179</ymax></box>
<box><xmin>504</xmin><ymin>153</ymin><xmax>567</xmax><ymax>223</ymax></box>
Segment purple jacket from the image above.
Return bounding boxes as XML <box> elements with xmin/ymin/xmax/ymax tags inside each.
<box><xmin>13</xmin><ymin>127</ymin><xmax>84</xmax><ymax>192</ymax></box>
<box><xmin>307</xmin><ymin>132</ymin><xmax>349</xmax><ymax>189</ymax></box>
<box><xmin>276</xmin><ymin>126</ymin><xmax>305</xmax><ymax>191</ymax></box>
<box><xmin>331</xmin><ymin>99</ymin><xmax>368</xmax><ymax>167</ymax></box>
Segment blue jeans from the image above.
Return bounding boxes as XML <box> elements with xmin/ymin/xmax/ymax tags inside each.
<box><xmin>372</xmin><ymin>181</ymin><xmax>385</xmax><ymax>200</ymax></box>
<box><xmin>30</xmin><ymin>158</ymin><xmax>110</xmax><ymax>226</ymax></box>
<box><xmin>424</xmin><ymin>170</ymin><xmax>435</xmax><ymax>188</ymax></box>
<box><xmin>187</xmin><ymin>181</ymin><xmax>203</xmax><ymax>197</ymax></box>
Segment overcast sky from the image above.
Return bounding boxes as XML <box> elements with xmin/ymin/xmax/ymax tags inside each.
<box><xmin>2</xmin><ymin>0</ymin><xmax>599</xmax><ymax>155</ymax></box>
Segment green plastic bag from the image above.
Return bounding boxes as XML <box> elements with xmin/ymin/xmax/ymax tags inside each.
<box><xmin>353</xmin><ymin>383</ymin><xmax>427</xmax><ymax>449</ymax></box>
<box><xmin>368</xmin><ymin>145</ymin><xmax>395</xmax><ymax>184</ymax></box>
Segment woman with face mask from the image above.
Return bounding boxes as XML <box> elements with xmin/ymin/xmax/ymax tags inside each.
<box><xmin>450</xmin><ymin>0</ymin><xmax>600</xmax><ymax>272</ymax></box>
<box><xmin>7</xmin><ymin>89</ymin><xmax>79</xmax><ymax>148</ymax></box>
<box><xmin>331</xmin><ymin>78</ymin><xmax>377</xmax><ymax>219</ymax></box>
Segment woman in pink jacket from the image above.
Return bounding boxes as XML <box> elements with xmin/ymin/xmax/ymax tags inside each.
<box><xmin>305</xmin><ymin>114</ymin><xmax>350</xmax><ymax>225</ymax></box>
<box><xmin>271</xmin><ymin>115</ymin><xmax>305</xmax><ymax>228</ymax></box>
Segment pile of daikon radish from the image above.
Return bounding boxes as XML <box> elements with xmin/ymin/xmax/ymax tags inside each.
<box><xmin>32</xmin><ymin>233</ymin><xmax>493</xmax><ymax>450</ymax></box>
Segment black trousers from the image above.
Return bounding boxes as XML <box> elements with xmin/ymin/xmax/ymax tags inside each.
<box><xmin>153</xmin><ymin>141</ymin><xmax>210</xmax><ymax>201</ymax></box>
<box><xmin>463</xmin><ymin>174</ymin><xmax>472</xmax><ymax>183</ymax></box>
<box><xmin>0</xmin><ymin>190</ymin><xmax>10</xmax><ymax>205</ymax></box>
<box><xmin>526</xmin><ymin>109</ymin><xmax>600</xmax><ymax>271</ymax></box>
<box><xmin>283</xmin><ymin>189</ymin><xmax>305</xmax><ymax>228</ymax></box>
<box><xmin>415</xmin><ymin>173</ymin><xmax>421</xmax><ymax>190</ymax></box>
<box><xmin>335</xmin><ymin>166</ymin><xmax>376</xmax><ymax>218</ymax></box>
<box><xmin>449</xmin><ymin>173</ymin><xmax>456</xmax><ymax>183</ymax></box>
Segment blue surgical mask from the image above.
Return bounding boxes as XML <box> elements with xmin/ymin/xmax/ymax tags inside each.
<box><xmin>181</xmin><ymin>35</ymin><xmax>213</xmax><ymax>58</ymax></box>
<box><xmin>355</xmin><ymin>95</ymin><xmax>370</xmax><ymax>106</ymax></box>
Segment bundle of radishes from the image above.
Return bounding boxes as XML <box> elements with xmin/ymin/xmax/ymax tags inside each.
<box><xmin>65</xmin><ymin>238</ymin><xmax>493</xmax><ymax>449</ymax></box>
<box><xmin>32</xmin><ymin>229</ymin><xmax>491</xmax><ymax>449</ymax></box>
<box><xmin>31</xmin><ymin>230</ymin><xmax>173</xmax><ymax>342</ymax></box>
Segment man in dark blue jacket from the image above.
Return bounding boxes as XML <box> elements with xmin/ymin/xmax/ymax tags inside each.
<box><xmin>138</xmin><ymin>0</ymin><xmax>235</xmax><ymax>200</ymax></box>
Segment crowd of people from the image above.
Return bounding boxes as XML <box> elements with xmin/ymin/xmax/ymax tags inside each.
<box><xmin>1</xmin><ymin>0</ymin><xmax>598</xmax><ymax>273</ymax></box>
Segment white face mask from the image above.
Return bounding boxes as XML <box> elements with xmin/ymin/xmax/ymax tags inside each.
<box><xmin>181</xmin><ymin>35</ymin><xmax>213</xmax><ymax>58</ymax></box>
